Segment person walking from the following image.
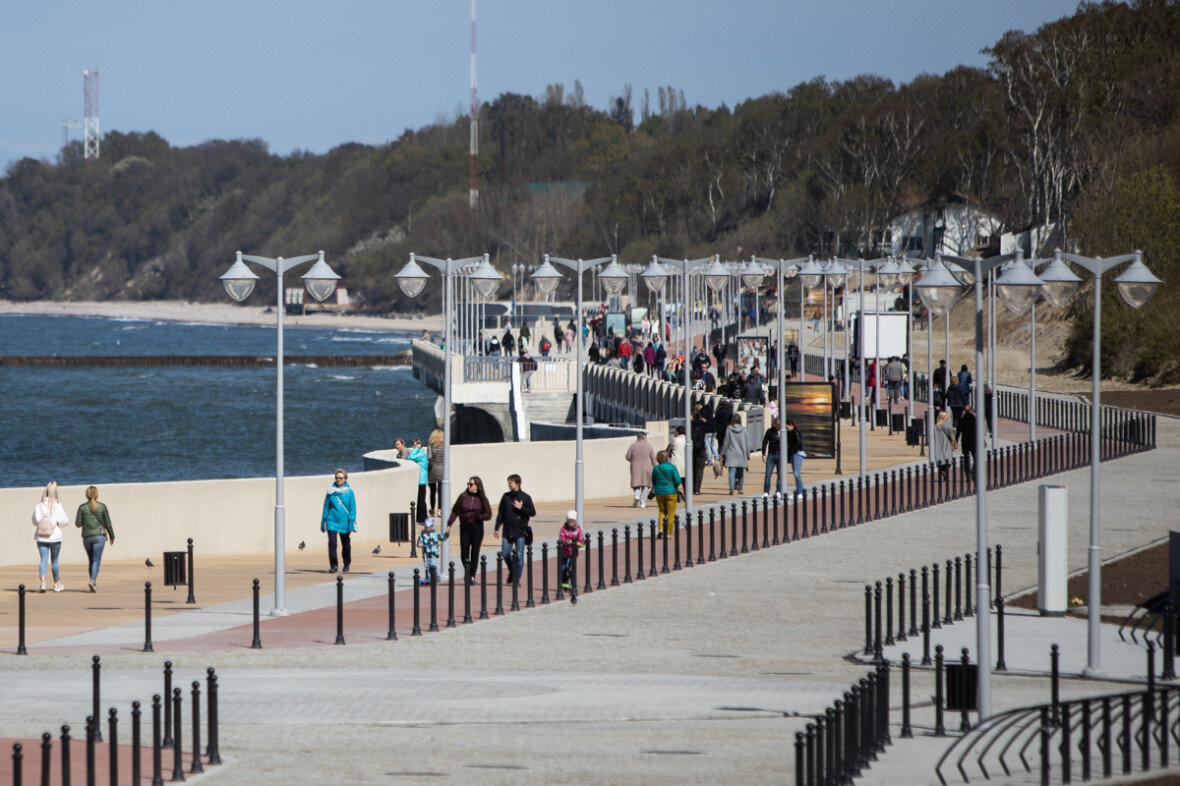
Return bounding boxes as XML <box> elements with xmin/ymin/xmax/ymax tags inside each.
<box><xmin>691</xmin><ymin>408</ymin><xmax>709</xmax><ymax>495</ymax></box>
<box><xmin>956</xmin><ymin>404</ymin><xmax>979</xmax><ymax>483</ymax></box>
<box><xmin>761</xmin><ymin>417</ymin><xmax>782</xmax><ymax>495</ymax></box>
<box><xmin>931</xmin><ymin>410</ymin><xmax>957</xmax><ymax>483</ymax></box>
<box><xmin>407</xmin><ymin>438</ymin><xmax>430</xmax><ymax>522</ymax></box>
<box><xmin>651</xmin><ymin>450</ymin><xmax>683</xmax><ymax>537</ymax></box>
<box><xmin>494</xmin><ymin>474</ymin><xmax>536</xmax><ymax>585</ymax></box>
<box><xmin>320</xmin><ymin>468</ymin><xmax>357</xmax><ymax>574</ymax></box>
<box><xmin>958</xmin><ymin>364</ymin><xmax>973</xmax><ymax>396</ymax></box>
<box><xmin>75</xmin><ymin>486</ymin><xmax>115</xmax><ymax>592</ymax></box>
<box><xmin>946</xmin><ymin>375</ymin><xmax>969</xmax><ymax>429</ymax></box>
<box><xmin>446</xmin><ymin>476</ymin><xmax>493</xmax><ymax>584</ymax></box>
<box><xmin>787</xmin><ymin>342</ymin><xmax>799</xmax><ymax>376</ymax></box>
<box><xmin>721</xmin><ymin>413</ymin><xmax>750</xmax><ymax>495</ymax></box>
<box><xmin>884</xmin><ymin>356</ymin><xmax>905</xmax><ymax>404</ymax></box>
<box><xmin>557</xmin><ymin>510</ymin><xmax>585</xmax><ymax>590</ymax></box>
<box><xmin>427</xmin><ymin>429</ymin><xmax>445</xmax><ymax>513</ymax></box>
<box><xmin>785</xmin><ymin>419</ymin><xmax>806</xmax><ymax>497</ymax></box>
<box><xmin>32</xmin><ymin>481</ymin><xmax>69</xmax><ymax>593</ymax></box>
<box><xmin>624</xmin><ymin>432</ymin><xmax>657</xmax><ymax>508</ymax></box>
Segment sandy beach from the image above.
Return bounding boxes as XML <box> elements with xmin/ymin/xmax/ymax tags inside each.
<box><xmin>0</xmin><ymin>299</ymin><xmax>442</xmax><ymax>333</ymax></box>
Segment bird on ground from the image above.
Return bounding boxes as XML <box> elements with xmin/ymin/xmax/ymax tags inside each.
<box><xmin>298</xmin><ymin>541</ymin><xmax>306</xmax><ymax>550</ymax></box>
<box><xmin>372</xmin><ymin>545</ymin><xmax>381</xmax><ymax>555</ymax></box>
<box><xmin>145</xmin><ymin>558</ymin><xmax>153</xmax><ymax>568</ymax></box>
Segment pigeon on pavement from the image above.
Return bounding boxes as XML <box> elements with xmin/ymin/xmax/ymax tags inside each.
<box><xmin>372</xmin><ymin>545</ymin><xmax>381</xmax><ymax>555</ymax></box>
<box><xmin>298</xmin><ymin>541</ymin><xmax>306</xmax><ymax>550</ymax></box>
<box><xmin>145</xmin><ymin>558</ymin><xmax>153</xmax><ymax>568</ymax></box>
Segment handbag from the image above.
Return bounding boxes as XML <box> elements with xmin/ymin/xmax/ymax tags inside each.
<box><xmin>524</xmin><ymin>524</ymin><xmax>534</xmax><ymax>546</ymax></box>
<box><xmin>647</xmin><ymin>489</ymin><xmax>656</xmax><ymax>500</ymax></box>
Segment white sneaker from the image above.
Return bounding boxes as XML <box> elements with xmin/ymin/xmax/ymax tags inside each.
<box><xmin>53</xmin><ymin>582</ymin><xmax>65</xmax><ymax>593</ymax></box>
<box><xmin>39</xmin><ymin>580</ymin><xmax>46</xmax><ymax>593</ymax></box>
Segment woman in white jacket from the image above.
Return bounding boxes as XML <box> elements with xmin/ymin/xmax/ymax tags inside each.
<box><xmin>33</xmin><ymin>481</ymin><xmax>70</xmax><ymax>592</ymax></box>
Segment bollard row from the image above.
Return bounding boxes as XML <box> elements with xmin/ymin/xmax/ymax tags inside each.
<box><xmin>795</xmin><ymin>661</ymin><xmax>892</xmax><ymax>786</ymax></box>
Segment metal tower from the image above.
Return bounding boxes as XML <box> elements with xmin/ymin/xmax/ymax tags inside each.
<box><xmin>468</xmin><ymin>0</ymin><xmax>478</xmax><ymax>207</ymax></box>
<box><xmin>83</xmin><ymin>69</ymin><xmax>100</xmax><ymax>161</ymax></box>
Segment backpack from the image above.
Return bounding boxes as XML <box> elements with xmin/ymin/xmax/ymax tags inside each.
<box><xmin>36</xmin><ymin>505</ymin><xmax>56</xmax><ymax>539</ymax></box>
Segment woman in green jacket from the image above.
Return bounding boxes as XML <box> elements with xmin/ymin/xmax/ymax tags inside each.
<box><xmin>651</xmin><ymin>450</ymin><xmax>683</xmax><ymax>537</ymax></box>
<box><xmin>75</xmin><ymin>486</ymin><xmax>115</xmax><ymax>592</ymax></box>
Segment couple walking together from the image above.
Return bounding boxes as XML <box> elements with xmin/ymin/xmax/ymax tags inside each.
<box><xmin>446</xmin><ymin>473</ymin><xmax>536</xmax><ymax>585</ymax></box>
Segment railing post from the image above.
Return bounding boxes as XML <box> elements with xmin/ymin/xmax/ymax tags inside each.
<box><xmin>170</xmin><ymin>688</ymin><xmax>185</xmax><ymax>783</ymax></box>
<box><xmin>708</xmin><ymin>507</ymin><xmax>717</xmax><ymax>559</ymax></box>
<box><xmin>411</xmin><ymin>569</ymin><xmax>423</xmax><ymax>635</ymax></box>
<box><xmin>335</xmin><ymin>575</ymin><xmax>347</xmax><ymax>643</ymax></box>
<box><xmin>934</xmin><ymin>645</ymin><xmax>946</xmax><ymax>736</ymax></box>
<box><xmin>189</xmin><ymin>682</ymin><xmax>203</xmax><ymax>774</ymax></box>
<box><xmin>1051</xmin><ymin>644</ymin><xmax>1061</xmax><ymax>724</ymax></box>
<box><xmin>932</xmin><ymin>562</ymin><xmax>942</xmax><ymax>630</ymax></box>
<box><xmin>909</xmin><ymin>568</ymin><xmax>919</xmax><ymax>637</ymax></box>
<box><xmin>541</xmin><ymin>542</ymin><xmax>551</xmax><ymax>603</ymax></box>
<box><xmin>874</xmin><ymin>582</ymin><xmax>883</xmax><ymax>661</ymax></box>
<box><xmin>598</xmin><ymin>530</ymin><xmax>608</xmax><ymax>588</ymax></box>
<box><xmin>16</xmin><ymin>584</ymin><xmax>27</xmax><ymax>655</ymax></box>
<box><xmin>897</xmin><ymin>573</ymin><xmax>907</xmax><ymax>642</ymax></box>
<box><xmin>959</xmin><ymin>648</ymin><xmax>972</xmax><ymax>732</ymax></box>
<box><xmin>92</xmin><ymin>656</ymin><xmax>103</xmax><ymax>743</ymax></box>
<box><xmin>901</xmin><ymin>652</ymin><xmax>913</xmax><ymax>738</ymax></box>
<box><xmin>885</xmin><ymin>577</ymin><xmax>895</xmax><ymax>646</ymax></box>
<box><xmin>649</xmin><ymin>519</ymin><xmax>658</xmax><ymax>577</ymax></box>
<box><xmin>251</xmin><ymin>578</ymin><xmax>262</xmax><ymax>648</ymax></box>
<box><xmin>448</xmin><ymin>561</ymin><xmax>459</xmax><ymax>623</ymax></box>
<box><xmin>996</xmin><ymin>597</ymin><xmax>1007</xmax><ymax>671</ymax></box>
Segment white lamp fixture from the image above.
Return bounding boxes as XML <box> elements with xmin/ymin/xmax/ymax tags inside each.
<box><xmin>598</xmin><ymin>257</ymin><xmax>630</xmax><ymax>296</ymax></box>
<box><xmin>797</xmin><ymin>258</ymin><xmax>825</xmax><ymax>291</ymax></box>
<box><xmin>740</xmin><ymin>260</ymin><xmax>767</xmax><ymax>290</ymax></box>
<box><xmin>394</xmin><ymin>256</ymin><xmax>430</xmax><ymax>298</ymax></box>
<box><xmin>219</xmin><ymin>251</ymin><xmax>261</xmax><ymax>302</ymax></box>
<box><xmin>877</xmin><ymin>258</ymin><xmax>901</xmax><ymax>290</ymax></box>
<box><xmin>703</xmin><ymin>259</ymin><xmax>730</xmax><ymax>293</ymax></box>
<box><xmin>530</xmin><ymin>257</ymin><xmax>563</xmax><ymax>296</ymax></box>
<box><xmin>641</xmin><ymin>259</ymin><xmax>670</xmax><ymax>293</ymax></box>
<box><xmin>469</xmin><ymin>257</ymin><xmax>503</xmax><ymax>299</ymax></box>
<box><xmin>995</xmin><ymin>262</ymin><xmax>1045</xmax><ymax>315</ymax></box>
<box><xmin>300</xmin><ymin>251</ymin><xmax>341</xmax><ymax>302</ymax></box>
<box><xmin>914</xmin><ymin>259</ymin><xmax>963</xmax><ymax>316</ymax></box>
<box><xmin>824</xmin><ymin>259</ymin><xmax>848</xmax><ymax>289</ymax></box>
<box><xmin>1114</xmin><ymin>254</ymin><xmax>1161</xmax><ymax>309</ymax></box>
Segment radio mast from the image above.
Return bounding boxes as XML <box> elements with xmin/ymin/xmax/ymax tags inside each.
<box><xmin>83</xmin><ymin>70</ymin><xmax>100</xmax><ymax>161</ymax></box>
<box><xmin>468</xmin><ymin>0</ymin><xmax>478</xmax><ymax>207</ymax></box>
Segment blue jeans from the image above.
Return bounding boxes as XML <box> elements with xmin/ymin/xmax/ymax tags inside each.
<box><xmin>791</xmin><ymin>453</ymin><xmax>805</xmax><ymax>494</ymax></box>
<box><xmin>38</xmin><ymin>541</ymin><xmax>62</xmax><ymax>581</ymax></box>
<box><xmin>500</xmin><ymin>535</ymin><xmax>526</xmax><ymax>582</ymax></box>
<box><xmin>83</xmin><ymin>535</ymin><xmax>107</xmax><ymax>582</ymax></box>
<box><xmin>764</xmin><ymin>453</ymin><xmax>780</xmax><ymax>494</ymax></box>
<box><xmin>705</xmin><ymin>433</ymin><xmax>719</xmax><ymax>463</ymax></box>
<box><xmin>728</xmin><ymin>466</ymin><xmax>745</xmax><ymax>492</ymax></box>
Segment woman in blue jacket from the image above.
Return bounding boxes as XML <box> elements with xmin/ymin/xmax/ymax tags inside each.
<box><xmin>321</xmin><ymin>468</ymin><xmax>357</xmax><ymax>573</ymax></box>
<box><xmin>408</xmin><ymin>438</ymin><xmax>430</xmax><ymax>522</ymax></box>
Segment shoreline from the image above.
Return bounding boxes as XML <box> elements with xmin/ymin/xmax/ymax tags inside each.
<box><xmin>0</xmin><ymin>299</ymin><xmax>442</xmax><ymax>332</ymax></box>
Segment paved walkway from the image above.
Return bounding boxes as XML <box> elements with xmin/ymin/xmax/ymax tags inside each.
<box><xmin>0</xmin><ymin>414</ymin><xmax>1170</xmax><ymax>784</ymax></box>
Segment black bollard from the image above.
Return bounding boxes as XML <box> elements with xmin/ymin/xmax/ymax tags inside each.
<box><xmin>479</xmin><ymin>556</ymin><xmax>489</xmax><ymax>620</ymax></box>
<box><xmin>189</xmin><ymin>682</ymin><xmax>204</xmax><ymax>773</ymax></box>
<box><xmin>1050</xmin><ymin>643</ymin><xmax>1060</xmax><ymax>724</ymax></box>
<box><xmin>430</xmin><ymin>561</ymin><xmax>441</xmax><ymax>628</ymax></box>
<box><xmin>692</xmin><ymin>509</ymin><xmax>701</xmax><ymax>566</ymax></box>
<box><xmin>40</xmin><ymin>732</ymin><xmax>51</xmax><ymax>786</ymax></box>
<box><xmin>994</xmin><ymin>544</ymin><xmax>1003</xmax><ymax>601</ymax></box>
<box><xmin>863</xmin><ymin>585</ymin><xmax>873</xmax><ymax>656</ymax></box>
<box><xmin>569</xmin><ymin>537</ymin><xmax>579</xmax><ymax>606</ymax></box>
<box><xmin>386</xmin><ymin>572</ymin><xmax>398</xmax><ymax>639</ymax></box>
<box><xmin>909</xmin><ymin>568</ymin><xmax>919</xmax><ymax>638</ymax></box>
<box><xmin>762</xmin><ymin>495</ymin><xmax>770</xmax><ymax>549</ymax></box>
<box><xmin>411</xmin><ymin>569</ymin><xmax>423</xmax><ymax>635</ymax></box>
<box><xmin>1164</xmin><ymin>604</ymin><xmax>1176</xmax><ymax>680</ymax></box>
<box><xmin>944</xmin><ymin>559</ymin><xmax>953</xmax><ymax>625</ymax></box>
<box><xmin>731</xmin><ymin>501</ymin><xmax>740</xmax><ymax>555</ymax></box>
<box><xmin>635</xmin><ymin>522</ymin><xmax>645</xmax><ymax>581</ymax></box>
<box><xmin>92</xmin><ymin>656</ymin><xmax>103</xmax><ymax>743</ymax></box>
<box><xmin>60</xmin><ymin>725</ymin><xmax>71</xmax><ymax>786</ymax></box>
<box><xmin>661</xmin><ymin>518</ymin><xmax>670</xmax><ymax>574</ymax></box>
<box><xmin>901</xmin><ymin>653</ymin><xmax>913</xmax><ymax>738</ymax></box>
<box><xmin>954</xmin><ymin>557</ymin><xmax>963</xmax><ymax>620</ymax></box>
<box><xmin>585</xmin><ymin>532</ymin><xmax>595</xmax><ymax>591</ymax></box>
<box><xmin>463</xmin><ymin>554</ymin><xmax>475</xmax><ymax>620</ymax></box>
<box><xmin>819</xmin><ymin>484</ymin><xmax>826</xmax><ymax>534</ymax></box>
<box><xmin>495</xmin><ymin>554</ymin><xmax>505</xmax><ymax>615</ymax></box>
<box><xmin>448</xmin><ymin>562</ymin><xmax>459</xmax><ymax>624</ymax></box>
<box><xmin>152</xmin><ymin>696</ymin><xmax>162</xmax><ymax>786</ymax></box>
<box><xmin>132</xmin><ymin>700</ymin><xmax>142</xmax><ymax>783</ymax></box>
<box><xmin>934</xmin><ymin>645</ymin><xmax>946</xmax><ymax>736</ymax></box>
<box><xmin>740</xmin><ymin>500</ymin><xmax>748</xmax><ymax>553</ymax></box>
<box><xmin>885</xmin><ymin>577</ymin><xmax>895</xmax><ymax>646</ymax></box>
<box><xmin>624</xmin><ymin>526</ymin><xmax>633</xmax><ymax>583</ymax></box>
<box><xmin>597</xmin><ymin>530</ymin><xmax>607</xmax><ymax>589</ymax></box>
<box><xmin>611</xmin><ymin>528</ymin><xmax>620</xmax><ymax>586</ymax></box>
<box><xmin>932</xmin><ymin>562</ymin><xmax>942</xmax><ymax>630</ymax></box>
<box><xmin>897</xmin><ymin>573</ymin><xmax>907</xmax><ymax>642</ymax></box>
<box><xmin>959</xmin><ymin>648</ymin><xmax>972</xmax><ymax>732</ymax></box>
<box><xmin>207</xmin><ymin>669</ymin><xmax>222</xmax><ymax>765</ymax></box>
<box><xmin>509</xmin><ymin>558</ymin><xmax>520</xmax><ymax>613</ymax></box>
<box><xmin>709</xmin><ymin>507</ymin><xmax>717</xmax><ymax>560</ymax></box>
<box><xmin>673</xmin><ymin>514</ymin><xmax>681</xmax><ymax>570</ymax></box>
<box><xmin>541</xmin><ymin>543</ymin><xmax>551</xmax><ymax>604</ymax></box>
<box><xmin>86</xmin><ymin>717</ymin><xmax>96</xmax><ymax>786</ymax></box>
<box><xmin>964</xmin><ymin>554</ymin><xmax>974</xmax><ymax>617</ymax></box>
<box><xmin>162</xmin><ymin>661</ymin><xmax>173</xmax><ymax>748</ymax></box>
<box><xmin>335</xmin><ymin>575</ymin><xmax>347</xmax><ymax>644</ymax></box>
<box><xmin>648</xmin><ymin>520</ymin><xmax>658</xmax><ymax>577</ymax></box>
<box><xmin>718</xmin><ymin>504</ymin><xmax>728</xmax><ymax>558</ymax></box>
<box><xmin>17</xmin><ymin>584</ymin><xmax>27</xmax><ymax>655</ymax></box>
<box><xmin>170</xmin><ymin>688</ymin><xmax>185</xmax><ymax>782</ymax></box>
<box><xmin>144</xmin><ymin>581</ymin><xmax>155</xmax><ymax>653</ymax></box>
<box><xmin>525</xmin><ymin>548</ymin><xmax>535</xmax><ymax>608</ymax></box>
<box><xmin>251</xmin><ymin>579</ymin><xmax>262</xmax><ymax>649</ymax></box>
<box><xmin>772</xmin><ymin>494</ymin><xmax>781</xmax><ymax>544</ymax></box>
<box><xmin>873</xmin><ymin>582</ymin><xmax>883</xmax><ymax>660</ymax></box>
<box><xmin>996</xmin><ymin>597</ymin><xmax>1007</xmax><ymax>671</ymax></box>
<box><xmin>186</xmin><ymin>538</ymin><xmax>196</xmax><ymax>604</ymax></box>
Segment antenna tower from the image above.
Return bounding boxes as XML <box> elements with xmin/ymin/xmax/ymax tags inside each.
<box><xmin>468</xmin><ymin>0</ymin><xmax>478</xmax><ymax>207</ymax></box>
<box><xmin>83</xmin><ymin>69</ymin><xmax>100</xmax><ymax>161</ymax></box>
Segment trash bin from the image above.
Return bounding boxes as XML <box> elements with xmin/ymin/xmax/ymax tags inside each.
<box><xmin>163</xmin><ymin>552</ymin><xmax>186</xmax><ymax>587</ymax></box>
<box><xmin>945</xmin><ymin>663</ymin><xmax>978</xmax><ymax>711</ymax></box>
<box><xmin>839</xmin><ymin>401</ymin><xmax>851</xmax><ymax>419</ymax></box>
<box><xmin>907</xmin><ymin>417</ymin><xmax>925</xmax><ymax>446</ymax></box>
<box><xmin>389</xmin><ymin>512</ymin><xmax>410</xmax><ymax>543</ymax></box>
<box><xmin>891</xmin><ymin>413</ymin><xmax>906</xmax><ymax>432</ymax></box>
<box><xmin>875</xmin><ymin>409</ymin><xmax>888</xmax><ymax>427</ymax></box>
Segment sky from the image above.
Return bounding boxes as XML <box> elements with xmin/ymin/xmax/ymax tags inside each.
<box><xmin>2</xmin><ymin>1</ymin><xmax>1083</xmax><ymax>172</ymax></box>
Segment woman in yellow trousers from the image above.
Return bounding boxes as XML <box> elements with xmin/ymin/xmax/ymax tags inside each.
<box><xmin>651</xmin><ymin>450</ymin><xmax>684</xmax><ymax>537</ymax></box>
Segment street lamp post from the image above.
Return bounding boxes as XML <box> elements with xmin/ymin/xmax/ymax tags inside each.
<box><xmin>1039</xmin><ymin>248</ymin><xmax>1160</xmax><ymax>676</ymax></box>
<box><xmin>395</xmin><ymin>253</ymin><xmax>500</xmax><ymax>577</ymax></box>
<box><xmin>219</xmin><ymin>250</ymin><xmax>341</xmax><ymax>615</ymax></box>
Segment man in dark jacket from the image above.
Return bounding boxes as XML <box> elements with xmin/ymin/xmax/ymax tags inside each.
<box><xmin>956</xmin><ymin>404</ymin><xmax>978</xmax><ymax>483</ymax></box>
<box><xmin>495</xmin><ymin>474</ymin><xmax>536</xmax><ymax>584</ymax></box>
<box><xmin>691</xmin><ymin>409</ymin><xmax>709</xmax><ymax>494</ymax></box>
<box><xmin>743</xmin><ymin>375</ymin><xmax>765</xmax><ymax>405</ymax></box>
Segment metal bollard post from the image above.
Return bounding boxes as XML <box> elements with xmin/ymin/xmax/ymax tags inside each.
<box><xmin>673</xmin><ymin>515</ymin><xmax>681</xmax><ymax>570</ymax></box>
<box><xmin>92</xmin><ymin>656</ymin><xmax>103</xmax><ymax>743</ymax></box>
<box><xmin>16</xmin><ymin>584</ymin><xmax>27</xmax><ymax>655</ymax></box>
<box><xmin>687</xmin><ymin>509</ymin><xmax>697</xmax><ymax>567</ymax></box>
<box><xmin>954</xmin><ymin>557</ymin><xmax>963</xmax><ymax>620</ymax></box>
<box><xmin>251</xmin><ymin>579</ymin><xmax>262</xmax><ymax>649</ymax></box>
<box><xmin>569</xmin><ymin>539</ymin><xmax>579</xmax><ymax>605</ymax></box>
<box><xmin>732</xmin><ymin>501</ymin><xmax>740</xmax><ymax>554</ymax></box>
<box><xmin>335</xmin><ymin>575</ymin><xmax>347</xmax><ymax>644</ymax></box>
<box><xmin>524</xmin><ymin>549</ymin><xmax>535</xmax><ymax>609</ymax></box>
<box><xmin>597</xmin><ymin>530</ymin><xmax>607</xmax><ymax>589</ymax></box>
<box><xmin>108</xmin><ymin>707</ymin><xmax>120</xmax><ymax>785</ymax></box>
<box><xmin>144</xmin><ymin>581</ymin><xmax>155</xmax><ymax>653</ymax></box>
<box><xmin>959</xmin><ymin>648</ymin><xmax>972</xmax><ymax>731</ymax></box>
<box><xmin>1050</xmin><ymin>643</ymin><xmax>1060</xmax><ymax>724</ymax></box>
<box><xmin>586</xmin><ymin>531</ymin><xmax>595</xmax><ymax>591</ymax></box>
<box><xmin>819</xmin><ymin>484</ymin><xmax>827</xmax><ymax>534</ymax></box>
<box><xmin>448</xmin><ymin>562</ymin><xmax>459</xmax><ymax>624</ymax></box>
<box><xmin>719</xmin><ymin>505</ymin><xmax>728</xmax><ymax>557</ymax></box>
<box><xmin>162</xmin><ymin>661</ymin><xmax>172</xmax><ymax>747</ymax></box>
<box><xmin>709</xmin><ymin>507</ymin><xmax>717</xmax><ymax>559</ymax></box>
<box><xmin>996</xmin><ymin>597</ymin><xmax>1007</xmax><ymax>670</ymax></box>
<box><xmin>409</xmin><ymin>502</ymin><xmax>417</xmax><ymax>557</ymax></box>
<box><xmin>611</xmin><ymin>529</ymin><xmax>620</xmax><ymax>585</ymax></box>
<box><xmin>171</xmin><ymin>688</ymin><xmax>185</xmax><ymax>782</ymax></box>
<box><xmin>623</xmin><ymin>526</ymin><xmax>632</xmax><ymax>583</ymax></box>
<box><xmin>635</xmin><ymin>521</ymin><xmax>645</xmax><ymax>581</ymax></box>
<box><xmin>864</xmin><ymin>585</ymin><xmax>874</xmax><ymax>656</ymax></box>
<box><xmin>944</xmin><ymin>559</ymin><xmax>953</xmax><ymax>625</ymax></box>
<box><xmin>411</xmin><ymin>569</ymin><xmax>423</xmax><ymax>635</ymax></box>
<box><xmin>922</xmin><ymin>591</ymin><xmax>932</xmax><ymax>665</ymax></box>
<box><xmin>60</xmin><ymin>725</ymin><xmax>71</xmax><ymax>786</ymax></box>
<box><xmin>152</xmin><ymin>696</ymin><xmax>162</xmax><ymax>786</ymax></box>
<box><xmin>207</xmin><ymin>668</ymin><xmax>222</xmax><ymax>765</ymax></box>
<box><xmin>649</xmin><ymin>520</ymin><xmax>658</xmax><ymax>577</ymax></box>
<box><xmin>964</xmin><ymin>554</ymin><xmax>974</xmax><ymax>617</ymax></box>
<box><xmin>430</xmin><ymin>560</ymin><xmax>442</xmax><ymax>627</ymax></box>
<box><xmin>901</xmin><ymin>653</ymin><xmax>913</xmax><ymax>738</ymax></box>
<box><xmin>874</xmin><ymin>582</ymin><xmax>883</xmax><ymax>660</ymax></box>
<box><xmin>885</xmin><ymin>577</ymin><xmax>895</xmax><ymax>646</ymax></box>
<box><xmin>773</xmin><ymin>494</ymin><xmax>781</xmax><ymax>544</ymax></box>
<box><xmin>387</xmin><ymin>572</ymin><xmax>398</xmax><ymax>639</ymax></box>
<box><xmin>995</xmin><ymin>543</ymin><xmax>1003</xmax><ymax>600</ymax></box>
<box><xmin>1040</xmin><ymin>706</ymin><xmax>1051</xmax><ymax>786</ymax></box>
<box><xmin>186</xmin><ymin>538</ymin><xmax>196</xmax><ymax>604</ymax></box>
<box><xmin>189</xmin><ymin>682</ymin><xmax>203</xmax><ymax>774</ymax></box>
<box><xmin>479</xmin><ymin>556</ymin><xmax>489</xmax><ymax>620</ymax></box>
<box><xmin>934</xmin><ymin>645</ymin><xmax>946</xmax><ymax>736</ymax></box>
<box><xmin>741</xmin><ymin>500</ymin><xmax>749</xmax><ymax>553</ymax></box>
<box><xmin>86</xmin><ymin>716</ymin><xmax>96</xmax><ymax>785</ymax></box>
<box><xmin>909</xmin><ymin>568</ymin><xmax>919</xmax><ymax>637</ymax></box>
<box><xmin>897</xmin><ymin>573</ymin><xmax>907</xmax><ymax>642</ymax></box>
<box><xmin>132</xmin><ymin>700</ymin><xmax>142</xmax><ymax>783</ymax></box>
<box><xmin>762</xmin><ymin>495</ymin><xmax>770</xmax><ymax>548</ymax></box>
<box><xmin>541</xmin><ymin>542</ymin><xmax>551</xmax><ymax>604</ymax></box>
<box><xmin>495</xmin><ymin>554</ymin><xmax>505</xmax><ymax>615</ymax></box>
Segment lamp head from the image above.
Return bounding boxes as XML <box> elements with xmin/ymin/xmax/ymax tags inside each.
<box><xmin>301</xmin><ymin>251</ymin><xmax>340</xmax><ymax>302</ymax></box>
<box><xmin>469</xmin><ymin>256</ymin><xmax>503</xmax><ymax>300</ymax></box>
<box><xmin>394</xmin><ymin>255</ymin><xmax>430</xmax><ymax>299</ymax></box>
<box><xmin>1113</xmin><ymin>252</ymin><xmax>1161</xmax><ymax>309</ymax></box>
<box><xmin>219</xmin><ymin>251</ymin><xmax>260</xmax><ymax>302</ymax></box>
<box><xmin>1037</xmin><ymin>251</ymin><xmax>1082</xmax><ymax>308</ymax></box>
<box><xmin>597</xmin><ymin>256</ymin><xmax>629</xmax><ymax>296</ymax></box>
<box><xmin>530</xmin><ymin>257</ymin><xmax>563</xmax><ymax>296</ymax></box>
<box><xmin>640</xmin><ymin>259</ymin><xmax>669</xmax><ymax>294</ymax></box>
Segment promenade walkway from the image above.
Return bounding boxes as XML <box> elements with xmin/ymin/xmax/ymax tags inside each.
<box><xmin>0</xmin><ymin>410</ymin><xmax>1167</xmax><ymax>785</ymax></box>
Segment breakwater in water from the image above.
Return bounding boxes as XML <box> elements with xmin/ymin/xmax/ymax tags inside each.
<box><xmin>0</xmin><ymin>354</ymin><xmax>410</xmax><ymax>368</ymax></box>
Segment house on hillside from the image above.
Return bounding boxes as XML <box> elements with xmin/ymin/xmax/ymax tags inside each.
<box><xmin>1000</xmin><ymin>222</ymin><xmax>1064</xmax><ymax>258</ymax></box>
<box><xmin>882</xmin><ymin>194</ymin><xmax>1004</xmax><ymax>259</ymax></box>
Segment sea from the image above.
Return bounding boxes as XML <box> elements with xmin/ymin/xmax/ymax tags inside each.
<box><xmin>0</xmin><ymin>314</ymin><xmax>437</xmax><ymax>488</ymax></box>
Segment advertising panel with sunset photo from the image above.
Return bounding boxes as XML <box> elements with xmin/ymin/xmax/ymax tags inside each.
<box><xmin>783</xmin><ymin>382</ymin><xmax>837</xmax><ymax>459</ymax></box>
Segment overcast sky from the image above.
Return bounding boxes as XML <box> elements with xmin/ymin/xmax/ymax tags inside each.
<box><xmin>2</xmin><ymin>1</ymin><xmax>1081</xmax><ymax>171</ymax></box>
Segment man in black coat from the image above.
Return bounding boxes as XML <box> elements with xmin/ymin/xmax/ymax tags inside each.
<box><xmin>956</xmin><ymin>404</ymin><xmax>978</xmax><ymax>483</ymax></box>
<box><xmin>691</xmin><ymin>409</ymin><xmax>710</xmax><ymax>494</ymax></box>
<box><xmin>495</xmin><ymin>474</ymin><xmax>536</xmax><ymax>584</ymax></box>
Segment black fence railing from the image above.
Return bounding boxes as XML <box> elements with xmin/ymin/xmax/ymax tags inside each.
<box><xmin>796</xmin><ymin>661</ymin><xmax>892</xmax><ymax>786</ymax></box>
<box><xmin>9</xmin><ymin>656</ymin><xmax>223</xmax><ymax>785</ymax></box>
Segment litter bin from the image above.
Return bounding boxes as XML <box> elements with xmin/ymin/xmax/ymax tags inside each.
<box><xmin>839</xmin><ymin>401</ymin><xmax>851</xmax><ymax>419</ymax></box>
<box><xmin>875</xmin><ymin>409</ymin><xmax>888</xmax><ymax>427</ymax></box>
<box><xmin>389</xmin><ymin>512</ymin><xmax>410</xmax><ymax>543</ymax></box>
<box><xmin>891</xmin><ymin>413</ymin><xmax>906</xmax><ymax>432</ymax></box>
<box><xmin>163</xmin><ymin>552</ymin><xmax>186</xmax><ymax>587</ymax></box>
<box><xmin>945</xmin><ymin>663</ymin><xmax>978</xmax><ymax>711</ymax></box>
<box><xmin>907</xmin><ymin>417</ymin><xmax>925</xmax><ymax>446</ymax></box>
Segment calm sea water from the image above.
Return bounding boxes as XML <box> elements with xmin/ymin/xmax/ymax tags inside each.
<box><xmin>0</xmin><ymin>315</ymin><xmax>437</xmax><ymax>487</ymax></box>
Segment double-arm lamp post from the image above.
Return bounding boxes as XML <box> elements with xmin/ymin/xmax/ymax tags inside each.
<box><xmin>395</xmin><ymin>253</ymin><xmax>502</xmax><ymax>575</ymax></box>
<box><xmin>219</xmin><ymin>250</ymin><xmax>341</xmax><ymax>615</ymax></box>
